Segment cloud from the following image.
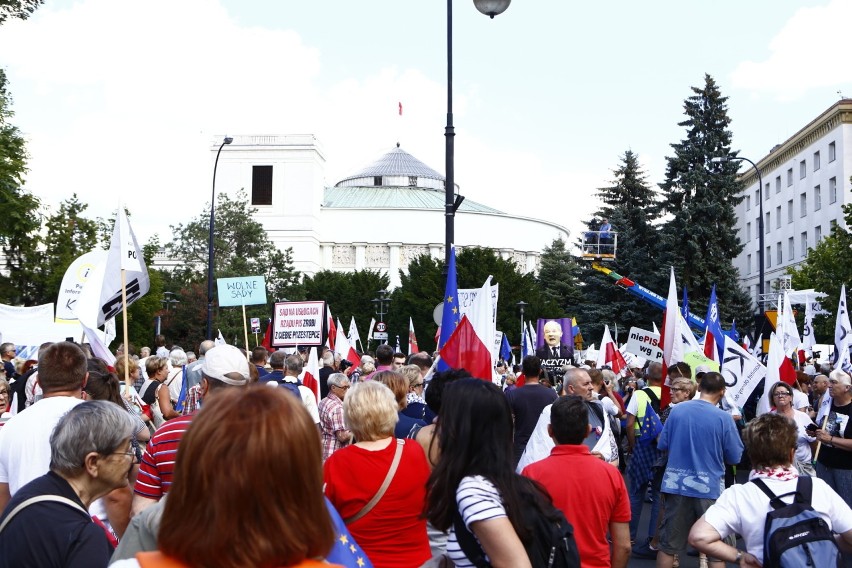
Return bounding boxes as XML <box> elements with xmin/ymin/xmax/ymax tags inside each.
<box><xmin>730</xmin><ymin>0</ymin><xmax>852</xmax><ymax>100</ymax></box>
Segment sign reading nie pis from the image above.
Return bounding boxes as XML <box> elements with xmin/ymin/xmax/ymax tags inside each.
<box><xmin>216</xmin><ymin>276</ymin><xmax>268</xmax><ymax>307</ymax></box>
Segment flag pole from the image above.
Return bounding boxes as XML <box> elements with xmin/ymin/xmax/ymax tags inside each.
<box><xmin>120</xmin><ymin>268</ymin><xmax>131</xmax><ymax>396</ymax></box>
<box><xmin>241</xmin><ymin>299</ymin><xmax>250</xmax><ymax>362</ymax></box>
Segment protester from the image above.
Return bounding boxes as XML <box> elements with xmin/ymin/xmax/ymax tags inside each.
<box><xmin>0</xmin><ymin>341</ymin><xmax>88</xmax><ymax>511</ymax></box>
<box><xmin>811</xmin><ymin>373</ymin><xmax>830</xmax><ymax>419</ymax></box>
<box><xmin>769</xmin><ymin>381</ymin><xmax>816</xmax><ymax>476</ymax></box>
<box><xmin>689</xmin><ymin>412</ymin><xmax>852</xmax><ymax>566</ymax></box>
<box><xmin>262</xmin><ymin>352</ymin><xmax>320</xmax><ymax>425</ymax></box>
<box><xmin>375</xmin><ymin>369</ymin><xmax>426</xmax><ymax>439</ymax></box>
<box><xmin>0</xmin><ymin>377</ymin><xmax>10</xmax><ymax>426</ymax></box>
<box><xmin>165</xmin><ymin>348</ymin><xmax>188</xmax><ymax>402</ymax></box>
<box><xmin>250</xmin><ymin>346</ymin><xmax>269</xmax><ymax>379</ymax></box>
<box><xmin>655</xmin><ymin>371</ymin><xmax>744</xmax><ymax>568</ymax></box>
<box><xmin>507</xmin><ymin>355</ymin><xmax>558</xmax><ymax>466</ymax></box>
<box><xmin>400</xmin><ymin>364</ymin><xmax>436</xmax><ymax>423</ymax></box>
<box><xmin>813</xmin><ymin>368</ymin><xmax>852</xmax><ymax>506</ymax></box>
<box><xmin>324</xmin><ymin>380</ymin><xmax>430</xmax><ymax>567</ymax></box>
<box><xmin>351</xmin><ymin>355</ymin><xmax>374</xmax><ymax>383</ymax></box>
<box><xmin>522</xmin><ymin>395</ymin><xmax>631</xmax><ymax>568</ymax></box>
<box><xmin>132</xmin><ymin>344</ymin><xmax>250</xmax><ymax>516</ymax></box>
<box><xmin>319</xmin><ymin>372</ymin><xmax>351</xmax><ymax>462</ymax></box>
<box><xmin>426</xmin><ymin>377</ymin><xmax>565</xmax><ymax>567</ymax></box>
<box><xmin>113</xmin><ymin>387</ymin><xmax>342</xmax><ymax>568</ymax></box>
<box><xmin>0</xmin><ymin>400</ymin><xmax>136</xmax><ymax>566</ymax></box>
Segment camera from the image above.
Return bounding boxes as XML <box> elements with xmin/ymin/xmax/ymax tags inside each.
<box><xmin>339</xmin><ymin>359</ymin><xmax>353</xmax><ymax>372</ymax></box>
<box><xmin>806</xmin><ymin>423</ymin><xmax>818</xmax><ymax>433</ymax></box>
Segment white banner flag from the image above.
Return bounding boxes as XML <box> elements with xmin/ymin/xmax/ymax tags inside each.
<box><xmin>720</xmin><ymin>335</ymin><xmax>766</xmax><ymax>405</ymax></box>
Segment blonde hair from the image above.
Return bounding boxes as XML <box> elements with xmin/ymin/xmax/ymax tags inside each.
<box><xmin>400</xmin><ymin>365</ymin><xmax>422</xmax><ymax>388</ymax></box>
<box><xmin>343</xmin><ymin>381</ymin><xmax>398</xmax><ymax>441</ymax></box>
<box><xmin>671</xmin><ymin>377</ymin><xmax>696</xmax><ymax>398</ymax></box>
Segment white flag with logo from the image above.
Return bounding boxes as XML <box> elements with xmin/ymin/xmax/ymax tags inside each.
<box><xmin>72</xmin><ymin>207</ymin><xmax>150</xmax><ymax>329</ymax></box>
<box><xmin>721</xmin><ymin>335</ymin><xmax>766</xmax><ymax>406</ymax></box>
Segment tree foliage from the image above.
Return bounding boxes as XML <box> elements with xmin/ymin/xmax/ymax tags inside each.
<box><xmin>657</xmin><ymin>74</ymin><xmax>752</xmax><ymax>329</ymax></box>
<box><xmin>577</xmin><ymin>150</ymin><xmax>663</xmax><ymax>343</ymax></box>
<box><xmin>789</xmin><ymin>198</ymin><xmax>852</xmax><ymax>343</ymax></box>
<box><xmin>537</xmin><ymin>237</ymin><xmax>583</xmax><ymax>318</ymax></box>
<box><xmin>0</xmin><ymin>0</ymin><xmax>43</xmax><ymax>24</ymax></box>
<box><xmin>162</xmin><ymin>190</ymin><xmax>301</xmax><ymax>350</ymax></box>
<box><xmin>0</xmin><ymin>69</ymin><xmax>42</xmax><ymax>304</ymax></box>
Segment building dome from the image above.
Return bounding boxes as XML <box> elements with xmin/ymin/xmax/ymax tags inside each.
<box><xmin>335</xmin><ymin>144</ymin><xmax>450</xmax><ymax>191</ymax></box>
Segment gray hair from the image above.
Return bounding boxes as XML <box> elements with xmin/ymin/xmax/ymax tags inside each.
<box><xmin>169</xmin><ymin>348</ymin><xmax>188</xmax><ymax>367</ymax></box>
<box><xmin>198</xmin><ymin>340</ymin><xmax>216</xmax><ymax>356</ymax></box>
<box><xmin>50</xmin><ymin>400</ymin><xmax>135</xmax><ymax>476</ymax></box>
<box><xmin>285</xmin><ymin>354</ymin><xmax>304</xmax><ymax>374</ymax></box>
<box><xmin>327</xmin><ymin>372</ymin><xmax>349</xmax><ymax>389</ymax></box>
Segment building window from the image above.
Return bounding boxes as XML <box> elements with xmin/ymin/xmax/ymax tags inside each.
<box><xmin>787</xmin><ymin>199</ymin><xmax>794</xmax><ymax>223</ymax></box>
<box><xmin>766</xmin><ymin>245</ymin><xmax>771</xmax><ymax>268</ymax></box>
<box><xmin>755</xmin><ymin>190</ymin><xmax>759</xmax><ymax>204</ymax></box>
<box><xmin>775</xmin><ymin>176</ymin><xmax>781</xmax><ymax>194</ymax></box>
<box><xmin>747</xmin><ymin>254</ymin><xmax>751</xmax><ymax>274</ymax></box>
<box><xmin>755</xmin><ymin>218</ymin><xmax>760</xmax><ymax>238</ymax></box>
<box><xmin>800</xmin><ymin>160</ymin><xmax>807</xmax><ymax>179</ymax></box>
<box><xmin>801</xmin><ymin>232</ymin><xmax>808</xmax><ymax>257</ymax></box>
<box><xmin>830</xmin><ymin>177</ymin><xmax>837</xmax><ymax>204</ymax></box>
<box><xmin>777</xmin><ymin>242</ymin><xmax>782</xmax><ymax>265</ymax></box>
<box><xmin>814</xmin><ymin>185</ymin><xmax>821</xmax><ymax>211</ymax></box>
<box><xmin>814</xmin><ymin>151</ymin><xmax>820</xmax><ymax>171</ymax></box>
<box><xmin>746</xmin><ymin>195</ymin><xmax>751</xmax><ymax>211</ymax></box>
<box><xmin>765</xmin><ymin>183</ymin><xmax>770</xmax><ymax>201</ymax></box>
<box><xmin>251</xmin><ymin>165</ymin><xmax>273</xmax><ymax>206</ymax></box>
<box><xmin>775</xmin><ymin>206</ymin><xmax>781</xmax><ymax>229</ymax></box>
<box><xmin>831</xmin><ymin>219</ymin><xmax>838</xmax><ymax>232</ymax></box>
<box><xmin>800</xmin><ymin>193</ymin><xmax>807</xmax><ymax>217</ymax></box>
<box><xmin>746</xmin><ymin>222</ymin><xmax>751</xmax><ymax>242</ymax></box>
<box><xmin>829</xmin><ymin>141</ymin><xmax>836</xmax><ymax>162</ymax></box>
<box><xmin>815</xmin><ymin>225</ymin><xmax>822</xmax><ymax>243</ymax></box>
<box><xmin>787</xmin><ymin>168</ymin><xmax>793</xmax><ymax>186</ymax></box>
<box><xmin>408</xmin><ymin>176</ymin><xmax>417</xmax><ymax>187</ymax></box>
<box><xmin>765</xmin><ymin>212</ymin><xmax>770</xmax><ymax>233</ymax></box>
<box><xmin>373</xmin><ymin>176</ymin><xmax>382</xmax><ymax>186</ymax></box>
<box><xmin>788</xmin><ymin>237</ymin><xmax>794</xmax><ymax>260</ymax></box>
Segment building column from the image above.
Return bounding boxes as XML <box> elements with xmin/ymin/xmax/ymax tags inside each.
<box><xmin>388</xmin><ymin>242</ymin><xmax>402</xmax><ymax>289</ymax></box>
<box><xmin>354</xmin><ymin>242</ymin><xmax>367</xmax><ymax>271</ymax></box>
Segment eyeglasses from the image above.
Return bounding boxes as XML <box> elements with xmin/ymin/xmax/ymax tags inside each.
<box><xmin>110</xmin><ymin>449</ymin><xmax>139</xmax><ymax>463</ymax></box>
<box><xmin>0</xmin><ymin>390</ymin><xmax>8</xmax><ymax>396</ymax></box>
<box><xmin>773</xmin><ymin>392</ymin><xmax>792</xmax><ymax>398</ymax></box>
<box><xmin>333</xmin><ymin>384</ymin><xmax>350</xmax><ymax>390</ymax></box>
<box><xmin>670</xmin><ymin>387</ymin><xmax>689</xmax><ymax>393</ymax></box>
<box><xmin>412</xmin><ymin>382</ymin><xmax>424</xmax><ymax>388</ymax></box>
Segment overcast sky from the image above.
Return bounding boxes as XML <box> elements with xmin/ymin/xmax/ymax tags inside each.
<box><xmin>1</xmin><ymin>0</ymin><xmax>850</xmax><ymax>247</ymax></box>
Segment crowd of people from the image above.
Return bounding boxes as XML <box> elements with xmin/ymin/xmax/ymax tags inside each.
<box><xmin>2</xmin><ymin>335</ymin><xmax>852</xmax><ymax>567</ymax></box>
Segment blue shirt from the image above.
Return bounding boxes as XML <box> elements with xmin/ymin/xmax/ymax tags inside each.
<box><xmin>657</xmin><ymin>399</ymin><xmax>743</xmax><ymax>499</ymax></box>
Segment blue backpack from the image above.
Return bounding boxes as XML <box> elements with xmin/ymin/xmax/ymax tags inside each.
<box><xmin>752</xmin><ymin>476</ymin><xmax>840</xmax><ymax>568</ymax></box>
<box><xmin>277</xmin><ymin>379</ymin><xmax>302</xmax><ymax>399</ymax></box>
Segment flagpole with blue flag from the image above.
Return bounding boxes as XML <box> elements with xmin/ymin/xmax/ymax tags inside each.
<box><xmin>681</xmin><ymin>285</ymin><xmax>690</xmax><ymax>321</ymax></box>
<box><xmin>705</xmin><ymin>284</ymin><xmax>725</xmax><ymax>364</ymax></box>
<box><xmin>626</xmin><ymin>402</ymin><xmax>664</xmax><ymax>493</ymax></box>
<box><xmin>500</xmin><ymin>332</ymin><xmax>512</xmax><ymax>364</ymax></box>
<box><xmin>437</xmin><ymin>246</ymin><xmax>459</xmax><ymax>371</ymax></box>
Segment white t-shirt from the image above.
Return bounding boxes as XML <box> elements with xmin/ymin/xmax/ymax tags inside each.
<box><xmin>793</xmin><ymin>389</ymin><xmax>810</xmax><ymax>412</ymax></box>
<box><xmin>447</xmin><ymin>475</ymin><xmax>507</xmax><ymax>568</ymax></box>
<box><xmin>0</xmin><ymin>396</ymin><xmax>83</xmax><ymax>494</ymax></box>
<box><xmin>601</xmin><ymin>396</ymin><xmax>619</xmax><ymax>416</ymax></box>
<box><xmin>704</xmin><ymin>476</ymin><xmax>852</xmax><ymax>564</ymax></box>
<box><xmin>788</xmin><ymin>410</ymin><xmax>817</xmax><ymax>464</ymax></box>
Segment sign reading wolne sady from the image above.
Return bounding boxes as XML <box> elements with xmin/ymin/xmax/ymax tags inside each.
<box><xmin>273</xmin><ymin>301</ymin><xmax>325</xmax><ymax>347</ymax></box>
<box><xmin>625</xmin><ymin>327</ymin><xmax>664</xmax><ymax>362</ymax></box>
<box><xmin>217</xmin><ymin>276</ymin><xmax>268</xmax><ymax>307</ymax></box>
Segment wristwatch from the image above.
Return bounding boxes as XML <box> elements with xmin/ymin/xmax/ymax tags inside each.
<box><xmin>734</xmin><ymin>550</ymin><xmax>743</xmax><ymax>563</ymax></box>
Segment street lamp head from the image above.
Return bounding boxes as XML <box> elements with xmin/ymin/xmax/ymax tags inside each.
<box><xmin>710</xmin><ymin>157</ymin><xmax>728</xmax><ymax>163</ymax></box>
<box><xmin>223</xmin><ymin>136</ymin><xmax>234</xmax><ymax>145</ymax></box>
<box><xmin>473</xmin><ymin>0</ymin><xmax>510</xmax><ymax>18</ymax></box>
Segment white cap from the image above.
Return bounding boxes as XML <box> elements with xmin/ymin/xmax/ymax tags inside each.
<box><xmin>201</xmin><ymin>344</ymin><xmax>250</xmax><ymax>386</ymax></box>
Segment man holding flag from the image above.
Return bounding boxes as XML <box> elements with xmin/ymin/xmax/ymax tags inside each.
<box><xmin>654</xmin><ymin>372</ymin><xmax>743</xmax><ymax>568</ymax></box>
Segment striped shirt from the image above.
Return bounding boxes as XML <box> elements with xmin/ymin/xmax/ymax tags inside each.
<box><xmin>446</xmin><ymin>475</ymin><xmax>507</xmax><ymax>567</ymax></box>
<box><xmin>134</xmin><ymin>414</ymin><xmax>194</xmax><ymax>500</ymax></box>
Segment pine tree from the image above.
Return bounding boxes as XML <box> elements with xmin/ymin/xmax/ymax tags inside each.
<box><xmin>579</xmin><ymin>150</ymin><xmax>661</xmax><ymax>343</ymax></box>
<box><xmin>537</xmin><ymin>238</ymin><xmax>583</xmax><ymax>318</ymax></box>
<box><xmin>657</xmin><ymin>74</ymin><xmax>752</xmax><ymax>329</ymax></box>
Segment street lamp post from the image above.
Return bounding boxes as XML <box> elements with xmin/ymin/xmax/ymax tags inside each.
<box><xmin>371</xmin><ymin>290</ymin><xmax>391</xmax><ymax>345</ymax></box>
<box><xmin>206</xmin><ymin>136</ymin><xmax>233</xmax><ymax>340</ymax></box>
<box><xmin>444</xmin><ymin>0</ymin><xmax>511</xmax><ymax>269</ymax></box>
<box><xmin>712</xmin><ymin>156</ymin><xmax>764</xmax><ymax>313</ymax></box>
<box><xmin>516</xmin><ymin>300</ymin><xmax>528</xmax><ymax>351</ymax></box>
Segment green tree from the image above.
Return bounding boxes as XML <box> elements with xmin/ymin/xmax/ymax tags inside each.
<box><xmin>578</xmin><ymin>150</ymin><xmax>662</xmax><ymax>343</ymax></box>
<box><xmin>657</xmin><ymin>74</ymin><xmax>752</xmax><ymax>329</ymax></box>
<box><xmin>0</xmin><ymin>0</ymin><xmax>43</xmax><ymax>23</ymax></box>
<box><xmin>537</xmin><ymin>237</ymin><xmax>583</xmax><ymax>317</ymax></box>
<box><xmin>164</xmin><ymin>190</ymin><xmax>301</xmax><ymax>349</ymax></box>
<box><xmin>0</xmin><ymin>69</ymin><xmax>41</xmax><ymax>304</ymax></box>
<box><xmin>789</xmin><ymin>198</ymin><xmax>852</xmax><ymax>343</ymax></box>
<box><xmin>302</xmin><ymin>269</ymin><xmax>390</xmax><ymax>352</ymax></box>
<box><xmin>390</xmin><ymin>247</ymin><xmax>559</xmax><ymax>355</ymax></box>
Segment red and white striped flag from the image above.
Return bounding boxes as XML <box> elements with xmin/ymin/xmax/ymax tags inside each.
<box><xmin>408</xmin><ymin>317</ymin><xmax>419</xmax><ymax>355</ymax></box>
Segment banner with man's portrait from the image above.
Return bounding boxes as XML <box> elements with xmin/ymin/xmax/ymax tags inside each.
<box><xmin>535</xmin><ymin>318</ymin><xmax>575</xmax><ymax>372</ymax></box>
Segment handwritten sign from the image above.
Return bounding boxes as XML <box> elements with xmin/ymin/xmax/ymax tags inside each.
<box><xmin>272</xmin><ymin>301</ymin><xmax>325</xmax><ymax>347</ymax></box>
<box><xmin>217</xmin><ymin>276</ymin><xmax>267</xmax><ymax>307</ymax></box>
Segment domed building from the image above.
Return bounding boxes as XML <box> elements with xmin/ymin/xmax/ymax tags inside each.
<box><xmin>213</xmin><ymin>134</ymin><xmax>569</xmax><ymax>288</ymax></box>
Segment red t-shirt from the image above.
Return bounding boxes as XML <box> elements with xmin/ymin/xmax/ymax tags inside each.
<box><xmin>323</xmin><ymin>439</ymin><xmax>431</xmax><ymax>568</ymax></box>
<box><xmin>522</xmin><ymin>444</ymin><xmax>630</xmax><ymax>568</ymax></box>
<box><xmin>134</xmin><ymin>414</ymin><xmax>194</xmax><ymax>500</ymax></box>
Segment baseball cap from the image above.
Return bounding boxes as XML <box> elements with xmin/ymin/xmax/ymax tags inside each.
<box><xmin>202</xmin><ymin>344</ymin><xmax>250</xmax><ymax>386</ymax></box>
<box><xmin>695</xmin><ymin>365</ymin><xmax>712</xmax><ymax>375</ymax></box>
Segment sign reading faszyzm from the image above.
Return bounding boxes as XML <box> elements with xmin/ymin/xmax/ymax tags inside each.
<box><xmin>273</xmin><ymin>301</ymin><xmax>325</xmax><ymax>347</ymax></box>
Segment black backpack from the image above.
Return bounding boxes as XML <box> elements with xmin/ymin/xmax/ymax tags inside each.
<box><xmin>642</xmin><ymin>388</ymin><xmax>661</xmax><ymax>414</ymax></box>
<box><xmin>454</xmin><ymin>478</ymin><xmax>581</xmax><ymax>568</ymax></box>
<box><xmin>752</xmin><ymin>476</ymin><xmax>840</xmax><ymax>568</ymax></box>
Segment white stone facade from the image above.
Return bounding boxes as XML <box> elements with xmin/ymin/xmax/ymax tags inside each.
<box><xmin>212</xmin><ymin>135</ymin><xmax>570</xmax><ymax>288</ymax></box>
<box><xmin>733</xmin><ymin>99</ymin><xmax>852</xmax><ymax>307</ymax></box>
